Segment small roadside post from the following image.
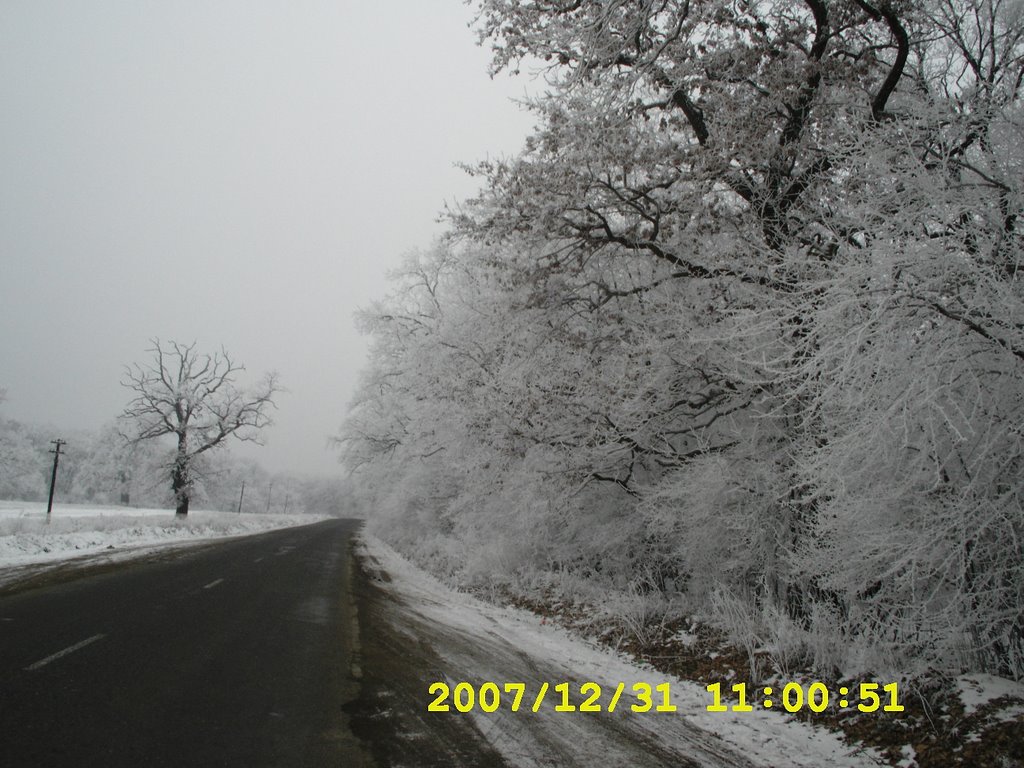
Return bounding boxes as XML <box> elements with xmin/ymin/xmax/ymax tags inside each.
<box><xmin>46</xmin><ymin>439</ymin><xmax>66</xmax><ymax>523</ymax></box>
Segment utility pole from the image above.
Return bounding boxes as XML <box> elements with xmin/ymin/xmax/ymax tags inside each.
<box><xmin>46</xmin><ymin>439</ymin><xmax>66</xmax><ymax>523</ymax></box>
<box><xmin>265</xmin><ymin>482</ymin><xmax>273</xmax><ymax>514</ymax></box>
<box><xmin>237</xmin><ymin>480</ymin><xmax>246</xmax><ymax>514</ymax></box>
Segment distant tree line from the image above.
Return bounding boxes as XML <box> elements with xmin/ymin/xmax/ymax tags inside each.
<box><xmin>340</xmin><ymin>0</ymin><xmax>1024</xmax><ymax>681</ymax></box>
<box><xmin>0</xmin><ymin>415</ymin><xmax>345</xmax><ymax>516</ymax></box>
<box><xmin>0</xmin><ymin>341</ymin><xmax>349</xmax><ymax>518</ymax></box>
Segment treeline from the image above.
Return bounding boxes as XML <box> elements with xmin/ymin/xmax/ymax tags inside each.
<box><xmin>340</xmin><ymin>1</ymin><xmax>1023</xmax><ymax>680</ymax></box>
<box><xmin>0</xmin><ymin>417</ymin><xmax>345</xmax><ymax>516</ymax></box>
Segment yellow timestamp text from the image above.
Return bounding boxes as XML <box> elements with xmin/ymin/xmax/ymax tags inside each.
<box><xmin>428</xmin><ymin>681</ymin><xmax>678</xmax><ymax>714</ymax></box>
<box><xmin>706</xmin><ymin>681</ymin><xmax>904</xmax><ymax>713</ymax></box>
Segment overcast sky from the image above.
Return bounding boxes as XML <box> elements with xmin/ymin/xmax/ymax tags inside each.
<box><xmin>0</xmin><ymin>1</ymin><xmax>536</xmax><ymax>475</ymax></box>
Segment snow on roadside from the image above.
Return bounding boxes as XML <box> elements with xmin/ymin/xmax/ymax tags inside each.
<box><xmin>0</xmin><ymin>501</ymin><xmax>330</xmax><ymax>573</ymax></box>
<box><xmin>957</xmin><ymin>674</ymin><xmax>1024</xmax><ymax>719</ymax></box>
<box><xmin>358</xmin><ymin>533</ymin><xmax>882</xmax><ymax>768</ymax></box>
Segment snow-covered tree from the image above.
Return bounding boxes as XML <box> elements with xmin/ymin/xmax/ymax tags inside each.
<box><xmin>341</xmin><ymin>0</ymin><xmax>1024</xmax><ymax>679</ymax></box>
<box><xmin>120</xmin><ymin>340</ymin><xmax>280</xmax><ymax>517</ymax></box>
<box><xmin>0</xmin><ymin>418</ymin><xmax>48</xmax><ymax>501</ymax></box>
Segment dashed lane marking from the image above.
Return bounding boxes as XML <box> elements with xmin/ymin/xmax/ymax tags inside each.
<box><xmin>202</xmin><ymin>578</ymin><xmax>224</xmax><ymax>590</ymax></box>
<box><xmin>25</xmin><ymin>634</ymin><xmax>106</xmax><ymax>671</ymax></box>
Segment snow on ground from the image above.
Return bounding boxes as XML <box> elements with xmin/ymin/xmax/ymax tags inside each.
<box><xmin>0</xmin><ymin>500</ymin><xmax>330</xmax><ymax>582</ymax></box>
<box><xmin>957</xmin><ymin>673</ymin><xmax>1024</xmax><ymax>720</ymax></box>
<box><xmin>358</xmin><ymin>533</ymin><xmax>883</xmax><ymax>768</ymax></box>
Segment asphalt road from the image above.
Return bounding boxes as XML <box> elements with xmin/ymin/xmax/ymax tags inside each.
<box><xmin>0</xmin><ymin>519</ymin><xmax>396</xmax><ymax>767</ymax></box>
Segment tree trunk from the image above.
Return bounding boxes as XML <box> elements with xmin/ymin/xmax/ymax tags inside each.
<box><xmin>172</xmin><ymin>435</ymin><xmax>190</xmax><ymax>518</ymax></box>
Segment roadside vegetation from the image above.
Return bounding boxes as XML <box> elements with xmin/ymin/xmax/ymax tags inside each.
<box><xmin>339</xmin><ymin>2</ymin><xmax>1024</xmax><ymax>762</ymax></box>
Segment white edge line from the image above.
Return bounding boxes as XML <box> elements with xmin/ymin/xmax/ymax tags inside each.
<box><xmin>26</xmin><ymin>633</ymin><xmax>106</xmax><ymax>671</ymax></box>
<box><xmin>202</xmin><ymin>578</ymin><xmax>225</xmax><ymax>590</ymax></box>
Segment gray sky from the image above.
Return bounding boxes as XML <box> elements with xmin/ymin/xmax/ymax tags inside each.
<box><xmin>0</xmin><ymin>1</ymin><xmax>535</xmax><ymax>475</ymax></box>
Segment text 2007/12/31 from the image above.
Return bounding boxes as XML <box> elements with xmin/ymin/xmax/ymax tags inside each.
<box><xmin>429</xmin><ymin>681</ymin><xmax>677</xmax><ymax>714</ymax></box>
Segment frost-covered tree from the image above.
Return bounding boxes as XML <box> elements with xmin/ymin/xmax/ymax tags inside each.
<box><xmin>0</xmin><ymin>418</ymin><xmax>48</xmax><ymax>501</ymax></box>
<box><xmin>68</xmin><ymin>423</ymin><xmax>171</xmax><ymax>506</ymax></box>
<box><xmin>456</xmin><ymin>0</ymin><xmax>1024</xmax><ymax>674</ymax></box>
<box><xmin>121</xmin><ymin>340</ymin><xmax>280</xmax><ymax>517</ymax></box>
<box><xmin>341</xmin><ymin>0</ymin><xmax>1024</xmax><ymax>679</ymax></box>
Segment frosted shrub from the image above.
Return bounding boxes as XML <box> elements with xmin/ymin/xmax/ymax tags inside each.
<box><xmin>604</xmin><ymin>586</ymin><xmax>677</xmax><ymax>648</ymax></box>
<box><xmin>709</xmin><ymin>586</ymin><xmax>770</xmax><ymax>682</ymax></box>
<box><xmin>641</xmin><ymin>452</ymin><xmax>787</xmax><ymax>604</ymax></box>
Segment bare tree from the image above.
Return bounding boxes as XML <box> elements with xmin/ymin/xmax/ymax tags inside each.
<box><xmin>121</xmin><ymin>339</ymin><xmax>281</xmax><ymax>517</ymax></box>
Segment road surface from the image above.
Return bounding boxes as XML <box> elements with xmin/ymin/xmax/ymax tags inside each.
<box><xmin>0</xmin><ymin>518</ymin><xmax>499</xmax><ymax>767</ymax></box>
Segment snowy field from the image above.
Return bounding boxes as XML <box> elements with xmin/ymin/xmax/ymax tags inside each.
<box><xmin>0</xmin><ymin>500</ymin><xmax>330</xmax><ymax>577</ymax></box>
<box><xmin>358</xmin><ymin>534</ymin><xmax>883</xmax><ymax>768</ymax></box>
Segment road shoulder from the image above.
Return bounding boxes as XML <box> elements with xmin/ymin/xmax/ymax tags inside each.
<box><xmin>354</xmin><ymin>533</ymin><xmax>880</xmax><ymax>768</ymax></box>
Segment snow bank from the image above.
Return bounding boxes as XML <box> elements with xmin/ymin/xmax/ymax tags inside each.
<box><xmin>0</xmin><ymin>500</ymin><xmax>329</xmax><ymax>570</ymax></box>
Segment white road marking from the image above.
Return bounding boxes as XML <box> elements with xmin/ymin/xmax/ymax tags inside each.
<box><xmin>253</xmin><ymin>557</ymin><xmax>264</xmax><ymax>563</ymax></box>
<box><xmin>202</xmin><ymin>578</ymin><xmax>224</xmax><ymax>590</ymax></box>
<box><xmin>26</xmin><ymin>634</ymin><xmax>105</xmax><ymax>671</ymax></box>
